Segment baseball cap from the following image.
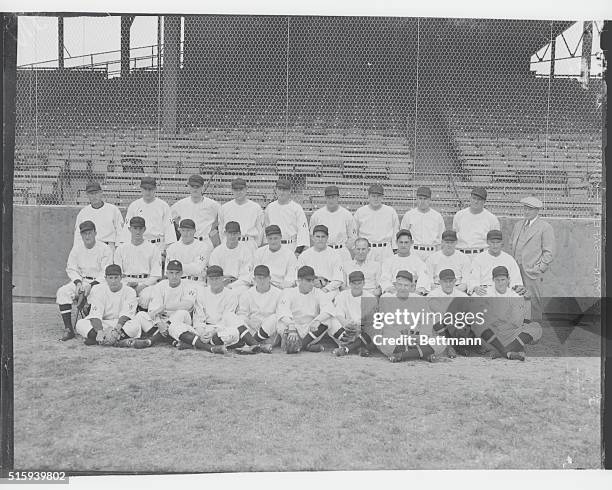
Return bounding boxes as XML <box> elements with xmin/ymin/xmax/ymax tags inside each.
<box><xmin>395</xmin><ymin>270</ymin><xmax>414</xmax><ymax>282</ymax></box>
<box><xmin>486</xmin><ymin>229</ymin><xmax>503</xmax><ymax>241</ymax></box>
<box><xmin>324</xmin><ymin>185</ymin><xmax>339</xmax><ymax>197</ymax></box>
<box><xmin>396</xmin><ymin>229</ymin><xmax>413</xmax><ymax>240</ymax></box>
<box><xmin>520</xmin><ymin>196</ymin><xmax>543</xmax><ymax>209</ymax></box>
<box><xmin>79</xmin><ymin>220</ymin><xmax>96</xmax><ymax>233</ymax></box>
<box><xmin>441</xmin><ymin>230</ymin><xmax>457</xmax><ymax>242</ymax></box>
<box><xmin>85</xmin><ymin>182</ymin><xmax>102</xmax><ymax>193</ymax></box>
<box><xmin>179</xmin><ymin>219</ymin><xmax>196</xmax><ymax>230</ymax></box>
<box><xmin>492</xmin><ymin>265</ymin><xmax>509</xmax><ymax>278</ymax></box>
<box><xmin>105</xmin><ymin>264</ymin><xmax>122</xmax><ymax>276</ymax></box>
<box><xmin>225</xmin><ymin>221</ymin><xmax>241</xmax><ymax>233</ymax></box>
<box><xmin>140</xmin><ymin>176</ymin><xmax>157</xmax><ymax>189</ymax></box>
<box><xmin>439</xmin><ymin>269</ymin><xmax>456</xmax><ymax>281</ymax></box>
<box><xmin>297</xmin><ymin>265</ymin><xmax>316</xmax><ymax>279</ymax></box>
<box><xmin>188</xmin><ymin>174</ymin><xmax>205</xmax><ymax>187</ymax></box>
<box><xmin>312</xmin><ymin>224</ymin><xmax>329</xmax><ymax>236</ymax></box>
<box><xmin>471</xmin><ymin>187</ymin><xmax>487</xmax><ymax>200</ymax></box>
<box><xmin>265</xmin><ymin>224</ymin><xmax>282</xmax><ymax>236</ymax></box>
<box><xmin>129</xmin><ymin>216</ymin><xmax>146</xmax><ymax>228</ymax></box>
<box><xmin>416</xmin><ymin>186</ymin><xmax>431</xmax><ymax>198</ymax></box>
<box><xmin>231</xmin><ymin>178</ymin><xmax>247</xmax><ymax>189</ymax></box>
<box><xmin>253</xmin><ymin>264</ymin><xmax>270</xmax><ymax>277</ymax></box>
<box><xmin>348</xmin><ymin>270</ymin><xmax>365</xmax><ymax>283</ymax></box>
<box><xmin>166</xmin><ymin>260</ymin><xmax>183</xmax><ymax>272</ymax></box>
<box><xmin>276</xmin><ymin>178</ymin><xmax>291</xmax><ymax>190</ymax></box>
<box><xmin>368</xmin><ymin>183</ymin><xmax>384</xmax><ymax>195</ymax></box>
<box><xmin>207</xmin><ymin>265</ymin><xmax>224</xmax><ymax>278</ymax></box>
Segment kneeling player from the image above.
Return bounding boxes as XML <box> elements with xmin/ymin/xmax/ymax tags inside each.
<box><xmin>75</xmin><ymin>264</ymin><xmax>148</xmax><ymax>348</ymax></box>
<box><xmin>470</xmin><ymin>266</ymin><xmax>542</xmax><ymax>361</ymax></box>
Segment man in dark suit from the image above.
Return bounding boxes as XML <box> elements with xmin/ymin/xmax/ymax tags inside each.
<box><xmin>510</xmin><ymin>196</ymin><xmax>555</xmax><ymax>322</ymax></box>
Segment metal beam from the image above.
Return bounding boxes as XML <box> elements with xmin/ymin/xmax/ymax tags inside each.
<box><xmin>120</xmin><ymin>15</ymin><xmax>134</xmax><ymax>78</ymax></box>
<box><xmin>58</xmin><ymin>15</ymin><xmax>64</xmax><ymax>69</ymax></box>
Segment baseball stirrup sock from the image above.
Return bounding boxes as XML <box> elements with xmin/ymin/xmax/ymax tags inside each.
<box><xmin>332</xmin><ymin>327</ymin><xmax>346</xmax><ymax>341</ymax></box>
<box><xmin>254</xmin><ymin>327</ymin><xmax>269</xmax><ymax>342</ymax></box>
<box><xmin>59</xmin><ymin>304</ymin><xmax>73</xmax><ymax>328</ymax></box>
<box><xmin>87</xmin><ymin>328</ymin><xmax>97</xmax><ymax>341</ymax></box>
<box><xmin>238</xmin><ymin>326</ymin><xmax>258</xmax><ymax>346</ymax></box>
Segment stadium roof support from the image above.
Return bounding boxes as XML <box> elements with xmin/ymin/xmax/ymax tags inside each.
<box><xmin>162</xmin><ymin>16</ymin><xmax>181</xmax><ymax>134</ymax></box>
<box><xmin>57</xmin><ymin>15</ymin><xmax>64</xmax><ymax>69</ymax></box>
<box><xmin>120</xmin><ymin>16</ymin><xmax>134</xmax><ymax>79</ymax></box>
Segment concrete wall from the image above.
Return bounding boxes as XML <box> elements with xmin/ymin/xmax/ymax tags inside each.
<box><xmin>13</xmin><ymin>206</ymin><xmax>601</xmax><ymax>312</ymax></box>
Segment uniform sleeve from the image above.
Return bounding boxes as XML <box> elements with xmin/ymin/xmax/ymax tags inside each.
<box><xmin>345</xmin><ymin>211</ymin><xmax>358</xmax><ymax>249</ymax></box>
<box><xmin>295</xmin><ymin>204</ymin><xmax>310</xmax><ymax>249</ymax></box>
<box><xmin>379</xmin><ymin>257</ymin><xmax>394</xmax><ymax>293</ymax></box>
<box><xmin>353</xmin><ymin>208</ymin><xmax>362</xmax><ymax>237</ymax></box>
<box><xmin>65</xmin><ymin>247</ymin><xmax>82</xmax><ymax>282</ymax></box>
<box><xmin>97</xmin><ymin>245</ymin><xmax>114</xmax><ymax>283</ymax></box>
<box><xmin>87</xmin><ymin>286</ymin><xmax>105</xmax><ymax>320</ymax></box>
<box><xmin>163</xmin><ymin>202</ymin><xmax>177</xmax><ymax>246</ymax></box>
<box><xmin>119</xmin><ymin>287</ymin><xmax>138</xmax><ymax>319</ymax></box>
<box><xmin>436</xmin><ymin>212</ymin><xmax>446</xmax><ymax>245</ymax></box>
<box><xmin>390</xmin><ymin>207</ymin><xmax>400</xmax><ymax>249</ymax></box>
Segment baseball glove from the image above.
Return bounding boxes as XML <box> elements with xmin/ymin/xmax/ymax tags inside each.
<box><xmin>283</xmin><ymin>330</ymin><xmax>301</xmax><ymax>354</ymax></box>
<box><xmin>96</xmin><ymin>327</ymin><xmax>122</xmax><ymax>346</ymax></box>
<box><xmin>341</xmin><ymin>321</ymin><xmax>360</xmax><ymax>343</ymax></box>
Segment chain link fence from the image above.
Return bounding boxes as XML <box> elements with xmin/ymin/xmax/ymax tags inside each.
<box><xmin>15</xmin><ymin>15</ymin><xmax>603</xmax><ymax>218</ymax></box>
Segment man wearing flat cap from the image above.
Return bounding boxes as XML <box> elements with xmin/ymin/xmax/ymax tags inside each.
<box><xmin>510</xmin><ymin>196</ymin><xmax>554</xmax><ymax>322</ymax></box>
<box><xmin>253</xmin><ymin>225</ymin><xmax>298</xmax><ymax>289</ymax></box>
<box><xmin>209</xmin><ymin>221</ymin><xmax>254</xmax><ymax>294</ymax></box>
<box><xmin>218</xmin><ymin>178</ymin><xmax>264</xmax><ymax>254</ymax></box>
<box><xmin>73</xmin><ymin>182</ymin><xmax>124</xmax><ymax>257</ymax></box>
<box><xmin>121</xmin><ymin>176</ymin><xmax>177</xmax><ymax>256</ymax></box>
<box><xmin>452</xmin><ymin>186</ymin><xmax>501</xmax><ymax>259</ymax></box>
<box><xmin>400</xmin><ymin>186</ymin><xmax>445</xmax><ymax>262</ymax></box>
<box><xmin>165</xmin><ymin>218</ymin><xmax>213</xmax><ymax>284</ymax></box>
<box><xmin>170</xmin><ymin>174</ymin><xmax>221</xmax><ymax>248</ymax></box>
<box><xmin>353</xmin><ymin>183</ymin><xmax>400</xmax><ymax>263</ymax></box>
<box><xmin>264</xmin><ymin>178</ymin><xmax>310</xmax><ymax>256</ymax></box>
<box><xmin>309</xmin><ymin>185</ymin><xmax>357</xmax><ymax>263</ymax></box>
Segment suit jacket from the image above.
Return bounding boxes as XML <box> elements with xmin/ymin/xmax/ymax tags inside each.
<box><xmin>510</xmin><ymin>217</ymin><xmax>555</xmax><ymax>280</ymax></box>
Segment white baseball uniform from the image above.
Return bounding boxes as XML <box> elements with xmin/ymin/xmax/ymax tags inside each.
<box><xmin>400</xmin><ymin>207</ymin><xmax>445</xmax><ymax>262</ymax></box>
<box><xmin>353</xmin><ymin>204</ymin><xmax>400</xmax><ymax>262</ymax></box>
<box><xmin>114</xmin><ymin>240</ymin><xmax>162</xmax><ymax>308</ymax></box>
<box><xmin>218</xmin><ymin>199</ymin><xmax>264</xmax><ymax>252</ymax></box>
<box><xmin>170</xmin><ymin>196</ymin><xmax>220</xmax><ymax>246</ymax></box>
<box><xmin>253</xmin><ymin>246</ymin><xmax>297</xmax><ymax>289</ymax></box>
<box><xmin>341</xmin><ymin>258</ymin><xmax>381</xmax><ymax>295</ymax></box>
<box><xmin>425</xmin><ymin>250</ymin><xmax>472</xmax><ymax>289</ymax></box>
<box><xmin>276</xmin><ymin>287</ymin><xmax>338</xmax><ymax>339</ymax></box>
<box><xmin>426</xmin><ymin>287</ymin><xmax>469</xmax><ymax>298</ymax></box>
<box><xmin>309</xmin><ymin>205</ymin><xmax>357</xmax><ymax>263</ymax></box>
<box><xmin>468</xmin><ymin>251</ymin><xmax>524</xmax><ymax>294</ymax></box>
<box><xmin>73</xmin><ymin>202</ymin><xmax>124</xmax><ymax>249</ymax></box>
<box><xmin>452</xmin><ymin>207</ymin><xmax>500</xmax><ymax>252</ymax></box>
<box><xmin>264</xmin><ymin>200</ymin><xmax>310</xmax><ymax>251</ymax></box>
<box><xmin>121</xmin><ymin>197</ymin><xmax>177</xmax><ymax>250</ymax></box>
<box><xmin>296</xmin><ymin>246</ymin><xmax>344</xmax><ymax>298</ymax></box>
<box><xmin>333</xmin><ymin>289</ymin><xmax>376</xmax><ymax>326</ymax></box>
<box><xmin>380</xmin><ymin>253</ymin><xmax>429</xmax><ymax>293</ymax></box>
<box><xmin>237</xmin><ymin>286</ymin><xmax>282</xmax><ymax>336</ymax></box>
<box><xmin>165</xmin><ymin>239</ymin><xmax>213</xmax><ymax>282</ymax></box>
<box><xmin>209</xmin><ymin>242</ymin><xmax>254</xmax><ymax>294</ymax></box>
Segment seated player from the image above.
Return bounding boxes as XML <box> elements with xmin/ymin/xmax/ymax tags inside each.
<box><xmin>56</xmin><ymin>220</ymin><xmax>113</xmax><ymax>341</ymax></box>
<box><xmin>470</xmin><ymin>266</ymin><xmax>542</xmax><ymax>361</ymax></box>
<box><xmin>122</xmin><ymin>260</ymin><xmax>199</xmax><ymax>348</ymax></box>
<box><xmin>427</xmin><ymin>269</ymin><xmax>469</xmax><ymax>297</ymax></box>
<box><xmin>209</xmin><ymin>221</ymin><xmax>253</xmax><ymax>295</ymax></box>
<box><xmin>253</xmin><ymin>225</ymin><xmax>297</xmax><ymax>289</ymax></box>
<box><xmin>296</xmin><ymin>224</ymin><xmax>343</xmax><ymax>299</ymax></box>
<box><xmin>380</xmin><ymin>230</ymin><xmax>429</xmax><ymax>295</ymax></box>
<box><xmin>425</xmin><ymin>230</ymin><xmax>471</xmax><ymax>293</ymax></box>
<box><xmin>276</xmin><ymin>266</ymin><xmax>339</xmax><ymax>354</ymax></box>
<box><xmin>165</xmin><ymin>218</ymin><xmax>213</xmax><ymax>284</ymax></box>
<box><xmin>341</xmin><ymin>237</ymin><xmax>382</xmax><ymax>297</ymax></box>
<box><xmin>330</xmin><ymin>271</ymin><xmax>378</xmax><ymax>357</ymax></box>
<box><xmin>74</xmin><ymin>264</ymin><xmax>148</xmax><ymax>348</ymax></box>
<box><xmin>114</xmin><ymin>216</ymin><xmax>162</xmax><ymax>309</ymax></box>
<box><xmin>168</xmin><ymin>266</ymin><xmax>266</xmax><ymax>353</ymax></box>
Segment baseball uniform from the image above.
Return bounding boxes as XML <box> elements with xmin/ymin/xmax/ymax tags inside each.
<box><xmin>121</xmin><ymin>197</ymin><xmax>177</xmax><ymax>250</ymax></box>
<box><xmin>333</xmin><ymin>289</ymin><xmax>376</xmax><ymax>326</ymax></box>
<box><xmin>253</xmin><ymin>245</ymin><xmax>297</xmax><ymax>289</ymax></box>
<box><xmin>218</xmin><ymin>199</ymin><xmax>264</xmax><ymax>253</ymax></box>
<box><xmin>309</xmin><ymin>205</ymin><xmax>357</xmax><ymax>263</ymax></box>
<box><xmin>380</xmin><ymin>254</ymin><xmax>429</xmax><ymax>293</ymax></box>
<box><xmin>468</xmin><ymin>250</ymin><xmax>523</xmax><ymax>294</ymax></box>
<box><xmin>209</xmin><ymin>241</ymin><xmax>254</xmax><ymax>294</ymax></box>
<box><xmin>277</xmin><ymin>286</ymin><xmax>338</xmax><ymax>339</ymax></box>
<box><xmin>171</xmin><ymin>195</ymin><xmax>220</xmax><ymax>246</ymax></box>
<box><xmin>353</xmin><ymin>204</ymin><xmax>400</xmax><ymax>262</ymax></box>
<box><xmin>113</xmin><ymin>240</ymin><xmax>163</xmax><ymax>308</ymax></box>
<box><xmin>165</xmin><ymin>239</ymin><xmax>213</xmax><ymax>283</ymax></box>
<box><xmin>452</xmin><ymin>207</ymin><xmax>500</xmax><ymax>254</ymax></box>
<box><xmin>426</xmin><ymin>287</ymin><xmax>469</xmax><ymax>298</ymax></box>
<box><xmin>73</xmin><ymin>202</ymin><xmax>124</xmax><ymax>250</ymax></box>
<box><xmin>237</xmin><ymin>285</ymin><xmax>282</xmax><ymax>337</ymax></box>
<box><xmin>264</xmin><ymin>200</ymin><xmax>310</xmax><ymax>252</ymax></box>
<box><xmin>342</xmin><ymin>258</ymin><xmax>381</xmax><ymax>295</ymax></box>
<box><xmin>296</xmin><ymin>246</ymin><xmax>344</xmax><ymax>298</ymax></box>
<box><xmin>401</xmin><ymin>207</ymin><xmax>445</xmax><ymax>262</ymax></box>
<box><xmin>425</xmin><ymin>250</ymin><xmax>471</xmax><ymax>290</ymax></box>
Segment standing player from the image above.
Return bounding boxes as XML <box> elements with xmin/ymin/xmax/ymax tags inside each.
<box><xmin>309</xmin><ymin>185</ymin><xmax>357</xmax><ymax>263</ymax></box>
<box><xmin>121</xmin><ymin>177</ymin><xmax>177</xmax><ymax>258</ymax></box>
<box><xmin>424</xmin><ymin>230</ymin><xmax>471</xmax><ymax>293</ymax></box>
<box><xmin>170</xmin><ymin>174</ymin><xmax>221</xmax><ymax>248</ymax></box>
<box><xmin>165</xmin><ymin>219</ymin><xmax>213</xmax><ymax>284</ymax></box>
<box><xmin>353</xmin><ymin>184</ymin><xmax>400</xmax><ymax>263</ymax></box>
<box><xmin>253</xmin><ymin>225</ymin><xmax>297</xmax><ymax>289</ymax></box>
<box><xmin>114</xmin><ymin>217</ymin><xmax>163</xmax><ymax>308</ymax></box>
<box><xmin>452</xmin><ymin>187</ymin><xmax>500</xmax><ymax>257</ymax></box>
<box><xmin>209</xmin><ymin>221</ymin><xmax>253</xmax><ymax>295</ymax></box>
<box><xmin>56</xmin><ymin>220</ymin><xmax>113</xmax><ymax>341</ymax></box>
<box><xmin>400</xmin><ymin>186</ymin><xmax>445</xmax><ymax>263</ymax></box>
<box><xmin>379</xmin><ymin>230</ymin><xmax>429</xmax><ymax>295</ymax></box>
<box><xmin>342</xmin><ymin>237</ymin><xmax>382</xmax><ymax>297</ymax></box>
<box><xmin>264</xmin><ymin>178</ymin><xmax>310</xmax><ymax>256</ymax></box>
<box><xmin>218</xmin><ymin>178</ymin><xmax>264</xmax><ymax>254</ymax></box>
<box><xmin>73</xmin><ymin>182</ymin><xmax>124</xmax><ymax>255</ymax></box>
<box><xmin>296</xmin><ymin>225</ymin><xmax>344</xmax><ymax>299</ymax></box>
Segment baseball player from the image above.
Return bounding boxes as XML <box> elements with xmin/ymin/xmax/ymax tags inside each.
<box><xmin>452</xmin><ymin>186</ymin><xmax>500</xmax><ymax>257</ymax></box>
<box><xmin>353</xmin><ymin>183</ymin><xmax>400</xmax><ymax>263</ymax></box>
<box><xmin>218</xmin><ymin>178</ymin><xmax>264</xmax><ymax>254</ymax></box>
<box><xmin>264</xmin><ymin>178</ymin><xmax>310</xmax><ymax>256</ymax></box>
<box><xmin>74</xmin><ymin>264</ymin><xmax>149</xmax><ymax>348</ymax></box>
<box><xmin>253</xmin><ymin>225</ymin><xmax>297</xmax><ymax>289</ymax></box>
<box><xmin>121</xmin><ymin>177</ymin><xmax>177</xmax><ymax>257</ymax></box>
<box><xmin>56</xmin><ymin>220</ymin><xmax>113</xmax><ymax>341</ymax></box>
<box><xmin>114</xmin><ymin>216</ymin><xmax>163</xmax><ymax>308</ymax></box>
<box><xmin>468</xmin><ymin>230</ymin><xmax>526</xmax><ymax>297</ymax></box>
<box><xmin>296</xmin><ymin>224</ymin><xmax>344</xmax><ymax>299</ymax></box>
<box><xmin>400</xmin><ymin>186</ymin><xmax>445</xmax><ymax>262</ymax></box>
<box><xmin>470</xmin><ymin>266</ymin><xmax>542</xmax><ymax>361</ymax></box>
<box><xmin>330</xmin><ymin>271</ymin><xmax>378</xmax><ymax>357</ymax></box>
<box><xmin>379</xmin><ymin>230</ymin><xmax>429</xmax><ymax>295</ymax></box>
<box><xmin>170</xmin><ymin>174</ymin><xmax>221</xmax><ymax>248</ymax></box>
<box><xmin>165</xmin><ymin>219</ymin><xmax>213</xmax><ymax>284</ymax></box>
<box><xmin>424</xmin><ymin>230</ymin><xmax>471</xmax><ymax>293</ymax></box>
<box><xmin>427</xmin><ymin>269</ymin><xmax>469</xmax><ymax>298</ymax></box>
<box><xmin>309</xmin><ymin>185</ymin><xmax>357</xmax><ymax>263</ymax></box>
<box><xmin>341</xmin><ymin>237</ymin><xmax>382</xmax><ymax>297</ymax></box>
<box><xmin>209</xmin><ymin>221</ymin><xmax>254</xmax><ymax>295</ymax></box>
<box><xmin>276</xmin><ymin>266</ymin><xmax>340</xmax><ymax>353</ymax></box>
<box><xmin>73</xmin><ymin>182</ymin><xmax>124</xmax><ymax>255</ymax></box>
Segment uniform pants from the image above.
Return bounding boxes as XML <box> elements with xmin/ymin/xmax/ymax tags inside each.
<box><xmin>168</xmin><ymin>311</ymin><xmax>244</xmax><ymax>345</ymax></box>
<box><xmin>56</xmin><ymin>279</ymin><xmax>95</xmax><ymax>305</ymax></box>
<box><xmin>123</xmin><ymin>309</ymin><xmax>192</xmax><ymax>338</ymax></box>
<box><xmin>75</xmin><ymin>318</ymin><xmax>140</xmax><ymax>339</ymax></box>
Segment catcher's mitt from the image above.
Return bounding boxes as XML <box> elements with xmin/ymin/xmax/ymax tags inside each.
<box><xmin>340</xmin><ymin>321</ymin><xmax>360</xmax><ymax>343</ymax></box>
<box><xmin>96</xmin><ymin>327</ymin><xmax>122</xmax><ymax>346</ymax></box>
<box><xmin>282</xmin><ymin>330</ymin><xmax>302</xmax><ymax>354</ymax></box>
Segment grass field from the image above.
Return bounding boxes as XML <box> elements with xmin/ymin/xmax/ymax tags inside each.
<box><xmin>13</xmin><ymin>302</ymin><xmax>602</xmax><ymax>472</ymax></box>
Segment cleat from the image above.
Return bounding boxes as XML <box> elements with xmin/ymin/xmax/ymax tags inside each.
<box><xmin>358</xmin><ymin>347</ymin><xmax>371</xmax><ymax>357</ymax></box>
<box><xmin>332</xmin><ymin>346</ymin><xmax>349</xmax><ymax>357</ymax></box>
<box><xmin>388</xmin><ymin>354</ymin><xmax>403</xmax><ymax>363</ymax></box>
<box><xmin>83</xmin><ymin>337</ymin><xmax>97</xmax><ymax>346</ymax></box>
<box><xmin>254</xmin><ymin>343</ymin><xmax>273</xmax><ymax>354</ymax></box>
<box><xmin>305</xmin><ymin>344</ymin><xmax>325</xmax><ymax>353</ymax></box>
<box><xmin>60</xmin><ymin>329</ymin><xmax>75</xmax><ymax>341</ymax></box>
<box><xmin>211</xmin><ymin>345</ymin><xmax>227</xmax><ymax>355</ymax></box>
<box><xmin>177</xmin><ymin>340</ymin><xmax>194</xmax><ymax>350</ymax></box>
<box><xmin>506</xmin><ymin>351</ymin><xmax>526</xmax><ymax>361</ymax></box>
<box><xmin>116</xmin><ymin>338</ymin><xmax>135</xmax><ymax>348</ymax></box>
<box><xmin>446</xmin><ymin>346</ymin><xmax>457</xmax><ymax>359</ymax></box>
<box><xmin>235</xmin><ymin>345</ymin><xmax>257</xmax><ymax>355</ymax></box>
<box><xmin>132</xmin><ymin>339</ymin><xmax>152</xmax><ymax>349</ymax></box>
<box><xmin>425</xmin><ymin>354</ymin><xmax>439</xmax><ymax>363</ymax></box>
